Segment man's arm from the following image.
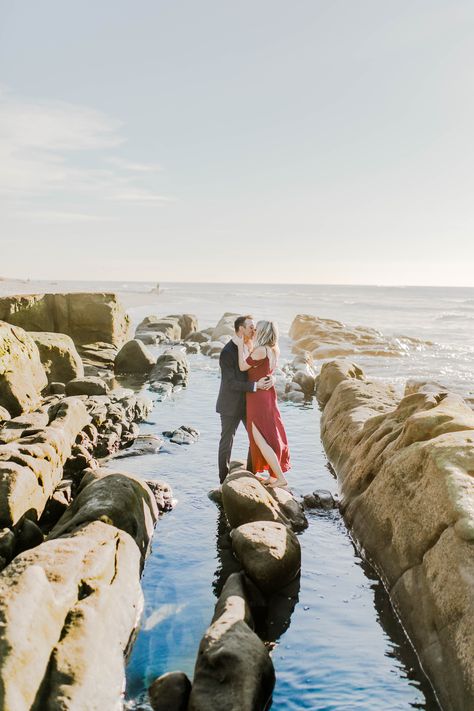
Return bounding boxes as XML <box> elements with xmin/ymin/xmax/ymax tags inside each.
<box><xmin>220</xmin><ymin>349</ymin><xmax>256</xmax><ymax>393</ymax></box>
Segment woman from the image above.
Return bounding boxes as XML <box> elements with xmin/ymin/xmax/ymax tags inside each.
<box><xmin>234</xmin><ymin>320</ymin><xmax>290</xmax><ymax>488</ymax></box>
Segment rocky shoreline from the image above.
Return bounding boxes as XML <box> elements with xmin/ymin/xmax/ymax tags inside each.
<box><xmin>0</xmin><ymin>294</ymin><xmax>471</xmax><ymax>710</ymax></box>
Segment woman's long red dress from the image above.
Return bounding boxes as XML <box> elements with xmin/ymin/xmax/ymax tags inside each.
<box><xmin>246</xmin><ymin>353</ymin><xmax>291</xmax><ymax>476</ymax></box>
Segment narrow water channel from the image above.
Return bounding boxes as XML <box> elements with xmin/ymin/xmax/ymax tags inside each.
<box><xmin>121</xmin><ymin>351</ymin><xmax>440</xmax><ymax>710</ymax></box>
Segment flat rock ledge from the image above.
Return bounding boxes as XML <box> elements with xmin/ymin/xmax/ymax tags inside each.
<box><xmin>317</xmin><ymin>359</ymin><xmax>474</xmax><ymax>711</ymax></box>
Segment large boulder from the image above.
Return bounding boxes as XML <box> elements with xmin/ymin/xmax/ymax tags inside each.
<box><xmin>148</xmin><ymin>672</ymin><xmax>191</xmax><ymax>711</ymax></box>
<box><xmin>315</xmin><ymin>359</ymin><xmax>366</xmax><ymax>408</ymax></box>
<box><xmin>0</xmin><ymin>397</ymin><xmax>90</xmax><ymax>527</ymax></box>
<box><xmin>188</xmin><ymin>572</ymin><xmax>274</xmax><ymax>711</ymax></box>
<box><xmin>0</xmin><ymin>321</ymin><xmax>48</xmax><ymax>416</ymax></box>
<box><xmin>0</xmin><ymin>520</ymin><xmax>142</xmax><ymax>711</ymax></box>
<box><xmin>231</xmin><ymin>521</ymin><xmax>301</xmax><ymax>594</ymax></box>
<box><xmin>221</xmin><ymin>470</ymin><xmax>290</xmax><ymax>529</ymax></box>
<box><xmin>211</xmin><ymin>313</ymin><xmax>239</xmax><ymax>341</ymax></box>
<box><xmin>114</xmin><ymin>339</ymin><xmax>155</xmax><ymax>374</ymax></box>
<box><xmin>319</xmin><ymin>360</ymin><xmax>474</xmax><ymax>711</ymax></box>
<box><xmin>0</xmin><ymin>293</ymin><xmax>130</xmax><ymax>346</ymax></box>
<box><xmin>30</xmin><ymin>331</ymin><xmax>84</xmax><ymax>384</ymax></box>
<box><xmin>48</xmin><ymin>471</ymin><xmax>158</xmax><ymax>561</ymax></box>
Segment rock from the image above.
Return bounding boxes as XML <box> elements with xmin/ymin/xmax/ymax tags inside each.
<box><xmin>221</xmin><ymin>470</ymin><xmax>291</xmax><ymax>530</ymax></box>
<box><xmin>41</xmin><ymin>480</ymin><xmax>73</xmax><ymax>525</ymax></box>
<box><xmin>162</xmin><ymin>425</ymin><xmax>199</xmax><ymax>445</ymax></box>
<box><xmin>77</xmin><ymin>341</ymin><xmax>118</xmax><ymax>369</ymax></box>
<box><xmin>270</xmin><ymin>487</ymin><xmax>308</xmax><ymax>531</ymax></box>
<box><xmin>188</xmin><ymin>572</ymin><xmax>274</xmax><ymax>711</ymax></box>
<box><xmin>151</xmin><ymin>348</ymin><xmax>189</xmax><ymax>389</ymax></box>
<box><xmin>0</xmin><ymin>397</ymin><xmax>90</xmax><ymax>527</ymax></box>
<box><xmin>65</xmin><ymin>376</ymin><xmax>109</xmax><ymax>397</ymax></box>
<box><xmin>184</xmin><ymin>330</ymin><xmax>210</xmax><ymax>343</ymax></box>
<box><xmin>149</xmin><ymin>671</ymin><xmax>191</xmax><ymax>711</ymax></box>
<box><xmin>13</xmin><ymin>517</ymin><xmax>43</xmax><ymax>554</ymax></box>
<box><xmin>315</xmin><ymin>359</ymin><xmax>366</xmax><ymax>408</ymax></box>
<box><xmin>149</xmin><ymin>381</ymin><xmax>174</xmax><ymax>400</ymax></box>
<box><xmin>184</xmin><ymin>342</ymin><xmax>201</xmax><ymax>354</ymax></box>
<box><xmin>48</xmin><ymin>470</ymin><xmax>158</xmax><ymax>561</ymax></box>
<box><xmin>135</xmin><ymin>332</ymin><xmax>159</xmax><ymax>345</ymax></box>
<box><xmin>166</xmin><ymin>314</ymin><xmax>198</xmax><ymax>339</ymax></box>
<box><xmin>48</xmin><ymin>381</ymin><xmax>66</xmax><ymax>395</ymax></box>
<box><xmin>292</xmin><ymin>369</ymin><xmax>315</xmax><ymax>397</ymax></box>
<box><xmin>286</xmin><ymin>390</ymin><xmax>305</xmax><ymax>404</ymax></box>
<box><xmin>211</xmin><ymin>313</ymin><xmax>239</xmax><ymax>341</ymax></box>
<box><xmin>0</xmin><ymin>406</ymin><xmax>10</xmax><ymax>422</ymax></box>
<box><xmin>0</xmin><ymin>528</ymin><xmax>15</xmax><ymax>562</ymax></box>
<box><xmin>112</xmin><ymin>434</ymin><xmax>163</xmax><ymax>458</ymax></box>
<box><xmin>0</xmin><ymin>322</ymin><xmax>48</xmax><ymax>416</ymax></box>
<box><xmin>318</xmin><ymin>360</ymin><xmax>474</xmax><ymax>711</ymax></box>
<box><xmin>114</xmin><ymin>339</ymin><xmax>155</xmax><ymax>374</ymax></box>
<box><xmin>0</xmin><ymin>410</ymin><xmax>50</xmax><ymax>444</ymax></box>
<box><xmin>29</xmin><ymin>331</ymin><xmax>84</xmax><ymax>384</ymax></box>
<box><xmin>136</xmin><ymin>316</ymin><xmax>181</xmax><ymax>340</ymax></box>
<box><xmin>0</xmin><ymin>292</ymin><xmax>130</xmax><ymax>346</ymax></box>
<box><xmin>303</xmin><ymin>489</ymin><xmax>338</xmax><ymax>510</ymax></box>
<box><xmin>0</xmin><ymin>520</ymin><xmax>142</xmax><ymax>710</ymax></box>
<box><xmin>144</xmin><ymin>479</ymin><xmax>174</xmax><ymax>513</ymax></box>
<box><xmin>231</xmin><ymin>521</ymin><xmax>301</xmax><ymax>594</ymax></box>
<box><xmin>208</xmin><ymin>487</ymin><xmax>223</xmax><ymax>506</ymax></box>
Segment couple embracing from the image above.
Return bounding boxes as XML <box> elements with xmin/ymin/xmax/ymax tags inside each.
<box><xmin>216</xmin><ymin>315</ymin><xmax>291</xmax><ymax>488</ymax></box>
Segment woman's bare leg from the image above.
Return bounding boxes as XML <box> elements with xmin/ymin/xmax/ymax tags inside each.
<box><xmin>251</xmin><ymin>423</ymin><xmax>288</xmax><ymax>487</ymax></box>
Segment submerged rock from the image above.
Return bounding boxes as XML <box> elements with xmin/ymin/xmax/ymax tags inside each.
<box><xmin>303</xmin><ymin>489</ymin><xmax>338</xmax><ymax>510</ymax></box>
<box><xmin>162</xmin><ymin>425</ymin><xmax>199</xmax><ymax>445</ymax></box>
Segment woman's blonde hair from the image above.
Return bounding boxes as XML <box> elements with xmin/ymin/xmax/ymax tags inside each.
<box><xmin>254</xmin><ymin>320</ymin><xmax>279</xmax><ymax>349</ymax></box>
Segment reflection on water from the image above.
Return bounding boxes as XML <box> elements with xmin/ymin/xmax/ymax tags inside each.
<box><xmin>122</xmin><ymin>354</ymin><xmax>440</xmax><ymax>710</ymax></box>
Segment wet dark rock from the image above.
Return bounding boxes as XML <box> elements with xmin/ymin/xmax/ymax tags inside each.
<box><xmin>151</xmin><ymin>348</ymin><xmax>189</xmax><ymax>389</ymax></box>
<box><xmin>184</xmin><ymin>342</ymin><xmax>201</xmax><ymax>354</ymax></box>
<box><xmin>149</xmin><ymin>671</ymin><xmax>191</xmax><ymax>711</ymax></box>
<box><xmin>303</xmin><ymin>489</ymin><xmax>338</xmax><ymax>510</ymax></box>
<box><xmin>162</xmin><ymin>425</ymin><xmax>199</xmax><ymax>445</ymax></box>
<box><xmin>41</xmin><ymin>480</ymin><xmax>73</xmax><ymax>525</ymax></box>
<box><xmin>65</xmin><ymin>376</ymin><xmax>109</xmax><ymax>397</ymax></box>
<box><xmin>47</xmin><ymin>381</ymin><xmax>66</xmax><ymax>395</ymax></box>
<box><xmin>0</xmin><ymin>528</ymin><xmax>16</xmax><ymax>562</ymax></box>
<box><xmin>13</xmin><ymin>517</ymin><xmax>44</xmax><ymax>554</ymax></box>
<box><xmin>149</xmin><ymin>381</ymin><xmax>174</xmax><ymax>401</ymax></box>
<box><xmin>113</xmin><ymin>434</ymin><xmax>163</xmax><ymax>459</ymax></box>
<box><xmin>208</xmin><ymin>487</ymin><xmax>223</xmax><ymax>506</ymax></box>
<box><xmin>144</xmin><ymin>479</ymin><xmax>174</xmax><ymax>512</ymax></box>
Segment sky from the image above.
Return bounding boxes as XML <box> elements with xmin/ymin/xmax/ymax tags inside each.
<box><xmin>0</xmin><ymin>0</ymin><xmax>473</xmax><ymax>286</ymax></box>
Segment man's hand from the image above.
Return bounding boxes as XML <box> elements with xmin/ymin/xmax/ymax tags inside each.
<box><xmin>256</xmin><ymin>375</ymin><xmax>274</xmax><ymax>390</ymax></box>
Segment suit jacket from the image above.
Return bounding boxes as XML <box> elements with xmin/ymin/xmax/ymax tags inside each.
<box><xmin>216</xmin><ymin>340</ymin><xmax>255</xmax><ymax>417</ymax></box>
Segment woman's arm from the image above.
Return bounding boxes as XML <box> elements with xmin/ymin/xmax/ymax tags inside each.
<box><xmin>234</xmin><ymin>336</ymin><xmax>266</xmax><ymax>371</ymax></box>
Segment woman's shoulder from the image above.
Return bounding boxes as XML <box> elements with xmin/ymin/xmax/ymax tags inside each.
<box><xmin>250</xmin><ymin>346</ymin><xmax>267</xmax><ymax>360</ymax></box>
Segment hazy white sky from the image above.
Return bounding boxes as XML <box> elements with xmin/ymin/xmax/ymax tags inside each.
<box><xmin>1</xmin><ymin>0</ymin><xmax>473</xmax><ymax>285</ymax></box>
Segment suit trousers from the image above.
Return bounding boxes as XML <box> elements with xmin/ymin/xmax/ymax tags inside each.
<box><xmin>218</xmin><ymin>414</ymin><xmax>253</xmax><ymax>483</ymax></box>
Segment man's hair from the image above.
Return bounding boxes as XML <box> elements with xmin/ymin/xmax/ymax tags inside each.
<box><xmin>234</xmin><ymin>315</ymin><xmax>254</xmax><ymax>333</ymax></box>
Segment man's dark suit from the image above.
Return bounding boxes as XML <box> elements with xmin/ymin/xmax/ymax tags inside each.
<box><xmin>216</xmin><ymin>340</ymin><xmax>255</xmax><ymax>483</ymax></box>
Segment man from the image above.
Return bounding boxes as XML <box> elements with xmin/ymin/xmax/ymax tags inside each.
<box><xmin>216</xmin><ymin>315</ymin><xmax>273</xmax><ymax>483</ymax></box>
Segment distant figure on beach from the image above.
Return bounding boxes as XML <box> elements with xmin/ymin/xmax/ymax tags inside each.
<box><xmin>216</xmin><ymin>315</ymin><xmax>274</xmax><ymax>483</ymax></box>
<box><xmin>234</xmin><ymin>320</ymin><xmax>291</xmax><ymax>488</ymax></box>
